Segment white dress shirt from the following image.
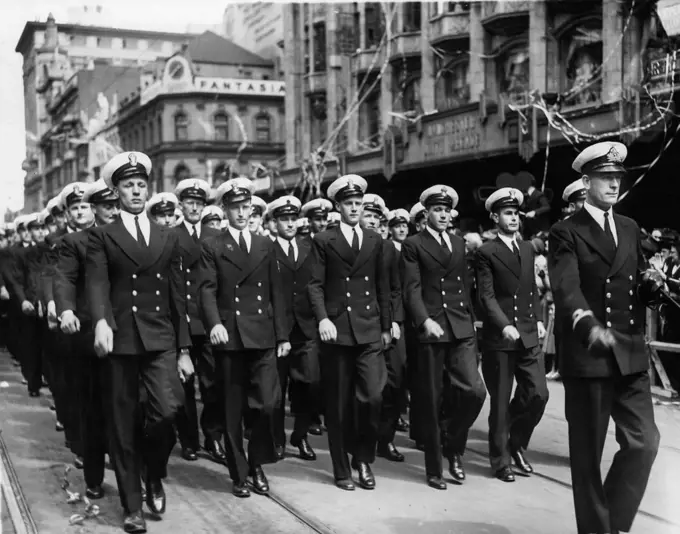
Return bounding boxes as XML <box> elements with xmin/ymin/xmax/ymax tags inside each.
<box><xmin>583</xmin><ymin>202</ymin><xmax>618</xmax><ymax>245</ymax></box>
<box><xmin>497</xmin><ymin>233</ymin><xmax>520</xmax><ymax>252</ymax></box>
<box><xmin>228</xmin><ymin>226</ymin><xmax>251</xmax><ymax>253</ymax></box>
<box><xmin>340</xmin><ymin>221</ymin><xmax>363</xmax><ymax>249</ymax></box>
<box><xmin>426</xmin><ymin>225</ymin><xmax>452</xmax><ymax>252</ymax></box>
<box><xmin>184</xmin><ymin>220</ymin><xmax>201</xmax><ymax>239</ymax></box>
<box><xmin>120</xmin><ymin>210</ymin><xmax>151</xmax><ymax>245</ymax></box>
<box><xmin>393</xmin><ymin>241</ymin><xmax>402</xmax><ymax>252</ymax></box>
<box><xmin>277</xmin><ymin>236</ymin><xmax>298</xmax><ymax>261</ymax></box>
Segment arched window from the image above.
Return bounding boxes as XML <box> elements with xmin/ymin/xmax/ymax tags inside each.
<box><xmin>497</xmin><ymin>43</ymin><xmax>529</xmax><ymax>106</ymax></box>
<box><xmin>214</xmin><ymin>112</ymin><xmax>229</xmax><ymax>141</ymax></box>
<box><xmin>435</xmin><ymin>57</ymin><xmax>470</xmax><ymax>111</ymax></box>
<box><xmin>560</xmin><ymin>17</ymin><xmax>603</xmax><ymax>107</ymax></box>
<box><xmin>213</xmin><ymin>162</ymin><xmax>229</xmax><ymax>185</ymax></box>
<box><xmin>174</xmin><ymin>111</ymin><xmax>188</xmax><ymax>141</ymax></box>
<box><xmin>174</xmin><ymin>163</ymin><xmax>190</xmax><ymax>182</ymax></box>
<box><xmin>255</xmin><ymin>114</ymin><xmax>271</xmax><ymax>142</ymax></box>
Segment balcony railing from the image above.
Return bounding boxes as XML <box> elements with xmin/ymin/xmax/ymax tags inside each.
<box><xmin>429</xmin><ymin>12</ymin><xmax>470</xmax><ymax>46</ymax></box>
<box><xmin>303</xmin><ymin>71</ymin><xmax>328</xmax><ymax>95</ymax></box>
<box><xmin>353</xmin><ymin>46</ymin><xmax>386</xmax><ymax>74</ymax></box>
<box><xmin>482</xmin><ymin>1</ymin><xmax>531</xmax><ymax>18</ymax></box>
<box><xmin>388</xmin><ymin>33</ymin><xmax>421</xmax><ymax>63</ymax></box>
<box><xmin>482</xmin><ymin>1</ymin><xmax>530</xmax><ymax>35</ymax></box>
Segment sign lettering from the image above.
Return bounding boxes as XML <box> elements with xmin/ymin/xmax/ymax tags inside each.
<box><xmin>423</xmin><ymin>114</ymin><xmax>481</xmax><ymax>159</ymax></box>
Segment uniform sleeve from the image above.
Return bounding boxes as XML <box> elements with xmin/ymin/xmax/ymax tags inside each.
<box><xmin>375</xmin><ymin>238</ymin><xmax>391</xmax><ymax>332</ymax></box>
<box><xmin>307</xmin><ymin>235</ymin><xmax>328</xmax><ymax>324</ymax></box>
<box><xmin>385</xmin><ymin>242</ymin><xmax>404</xmax><ymax>323</ymax></box>
<box><xmin>548</xmin><ymin>222</ymin><xmax>599</xmax><ymax>343</ymax></box>
<box><xmin>475</xmin><ymin>248</ymin><xmax>511</xmax><ymax>331</ymax></box>
<box><xmin>401</xmin><ymin>240</ymin><xmax>429</xmax><ymax>328</ymax></box>
<box><xmin>54</xmin><ymin>238</ymin><xmax>79</xmax><ymax>316</ymax></box>
<box><xmin>198</xmin><ymin>237</ymin><xmax>221</xmax><ymax>331</ymax></box>
<box><xmin>169</xmin><ymin>235</ymin><xmax>191</xmax><ymax>349</ymax></box>
<box><xmin>86</xmin><ymin>229</ymin><xmax>115</xmax><ymax>327</ymax></box>
<box><xmin>269</xmin><ymin>241</ymin><xmax>289</xmax><ymax>343</ymax></box>
<box><xmin>6</xmin><ymin>249</ymin><xmax>27</xmax><ymax>304</ymax></box>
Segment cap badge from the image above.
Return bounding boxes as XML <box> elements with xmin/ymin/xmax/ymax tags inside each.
<box><xmin>286</xmin><ymin>198</ymin><xmax>291</xmax><ymax>204</ymax></box>
<box><xmin>128</xmin><ymin>153</ymin><xmax>138</xmax><ymax>166</ymax></box>
<box><xmin>509</xmin><ymin>189</ymin><xmax>516</xmax><ymax>199</ymax></box>
<box><xmin>606</xmin><ymin>146</ymin><xmax>620</xmax><ymax>162</ymax></box>
<box><xmin>347</xmin><ymin>178</ymin><xmax>354</xmax><ymax>188</ymax></box>
<box><xmin>193</xmin><ymin>180</ymin><xmax>200</xmax><ymax>189</ymax></box>
<box><xmin>74</xmin><ymin>185</ymin><xmax>81</xmax><ymax>195</ymax></box>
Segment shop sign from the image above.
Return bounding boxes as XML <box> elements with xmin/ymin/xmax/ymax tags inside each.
<box><xmin>423</xmin><ymin>113</ymin><xmax>481</xmax><ymax>160</ymax></box>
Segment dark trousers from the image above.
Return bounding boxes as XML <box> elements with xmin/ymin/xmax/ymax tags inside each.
<box><xmin>216</xmin><ymin>348</ymin><xmax>280</xmax><ymax>483</ymax></box>
<box><xmin>102</xmin><ymin>351</ymin><xmax>175</xmax><ymax>514</ymax></box>
<box><xmin>321</xmin><ymin>341</ymin><xmax>386</xmax><ymax>481</ymax></box>
<box><xmin>6</xmin><ymin>306</ymin><xmax>22</xmax><ymax>362</ymax></box>
<box><xmin>419</xmin><ymin>338</ymin><xmax>486</xmax><ymax>477</ymax></box>
<box><xmin>20</xmin><ymin>315</ymin><xmax>43</xmax><ymax>393</ymax></box>
<box><xmin>405</xmin><ymin>323</ymin><xmax>422</xmax><ymax>443</ymax></box>
<box><xmin>70</xmin><ymin>329</ymin><xmax>107</xmax><ymax>488</ymax></box>
<box><xmin>378</xmin><ymin>330</ymin><xmax>407</xmax><ymax>444</ymax></box>
<box><xmin>274</xmin><ymin>338</ymin><xmax>320</xmax><ymax>446</ymax></box>
<box><xmin>482</xmin><ymin>346</ymin><xmax>549</xmax><ymax>471</ymax></box>
<box><xmin>563</xmin><ymin>371</ymin><xmax>660</xmax><ymax>534</ymax></box>
<box><xmin>175</xmin><ymin>336</ymin><xmax>223</xmax><ymax>448</ymax></box>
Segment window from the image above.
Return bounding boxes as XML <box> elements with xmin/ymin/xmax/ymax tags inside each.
<box><xmin>121</xmin><ymin>39</ymin><xmax>128</xmax><ymax>49</ymax></box>
<box><xmin>435</xmin><ymin>57</ymin><xmax>470</xmax><ymax>111</ymax></box>
<box><xmin>561</xmin><ymin>19</ymin><xmax>603</xmax><ymax>107</ymax></box>
<box><xmin>148</xmin><ymin>121</ymin><xmax>154</xmax><ymax>146</ymax></box>
<box><xmin>213</xmin><ymin>162</ymin><xmax>229</xmax><ymax>185</ymax></box>
<box><xmin>140</xmin><ymin>126</ymin><xmax>146</xmax><ymax>149</ymax></box>
<box><xmin>255</xmin><ymin>114</ymin><xmax>271</xmax><ymax>142</ymax></box>
<box><xmin>358</xmin><ymin>89</ymin><xmax>381</xmax><ymax>148</ymax></box>
<box><xmin>214</xmin><ymin>112</ymin><xmax>229</xmax><ymax>141</ymax></box>
<box><xmin>174</xmin><ymin>112</ymin><xmax>188</xmax><ymax>141</ymax></box>
<box><xmin>403</xmin><ymin>2</ymin><xmax>421</xmax><ymax>32</ymax></box>
<box><xmin>313</xmin><ymin>22</ymin><xmax>327</xmax><ymax>71</ymax></box>
<box><xmin>157</xmin><ymin>116</ymin><xmax>162</xmax><ymax>144</ymax></box>
<box><xmin>498</xmin><ymin>45</ymin><xmax>530</xmax><ymax>105</ymax></box>
<box><xmin>174</xmin><ymin>163</ymin><xmax>190</xmax><ymax>182</ymax></box>
<box><xmin>365</xmin><ymin>3</ymin><xmax>383</xmax><ymax>47</ymax></box>
<box><xmin>395</xmin><ymin>75</ymin><xmax>421</xmax><ymax>113</ymax></box>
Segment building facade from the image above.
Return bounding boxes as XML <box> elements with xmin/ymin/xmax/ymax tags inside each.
<box><xmin>223</xmin><ymin>2</ymin><xmax>284</xmax><ymax>60</ymax></box>
<box><xmin>15</xmin><ymin>14</ymin><xmax>197</xmax><ymax>210</ymax></box>
<box><xmin>281</xmin><ymin>0</ymin><xmax>673</xmax><ymax>224</ymax></box>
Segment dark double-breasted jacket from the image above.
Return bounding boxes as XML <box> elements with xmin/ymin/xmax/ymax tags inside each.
<box><xmin>475</xmin><ymin>237</ymin><xmax>542</xmax><ymax>351</ymax></box>
<box><xmin>174</xmin><ymin>224</ymin><xmax>221</xmax><ymax>338</ymax></box>
<box><xmin>307</xmin><ymin>227</ymin><xmax>391</xmax><ymax>347</ymax></box>
<box><xmin>53</xmin><ymin>227</ymin><xmax>95</xmax><ymax>327</ymax></box>
<box><xmin>198</xmin><ymin>231</ymin><xmax>288</xmax><ymax>351</ymax></box>
<box><xmin>86</xmin><ymin>218</ymin><xmax>190</xmax><ymax>356</ymax></box>
<box><xmin>548</xmin><ymin>208</ymin><xmax>648</xmax><ymax>378</ymax></box>
<box><xmin>401</xmin><ymin>229</ymin><xmax>476</xmax><ymax>344</ymax></box>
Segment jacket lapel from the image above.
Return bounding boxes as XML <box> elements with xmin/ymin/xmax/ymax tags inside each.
<box><xmin>275</xmin><ymin>239</ymin><xmax>296</xmax><ymax>271</ymax></box>
<box><xmin>242</xmin><ymin>235</ymin><xmax>268</xmax><ymax>279</ymax></box>
<box><xmin>220</xmin><ymin>232</ymin><xmax>247</xmax><ymax>269</ymax></box>
<box><xmin>328</xmin><ymin>227</ymin><xmax>355</xmax><ymax>266</ymax></box>
<box><xmin>607</xmin><ymin>215</ymin><xmax>631</xmax><ymax>277</ymax></box>
<box><xmin>140</xmin><ymin>223</ymin><xmax>167</xmax><ymax>270</ymax></box>
<box><xmin>296</xmin><ymin>237</ymin><xmax>311</xmax><ymax>270</ymax></box>
<box><xmin>491</xmin><ymin>237</ymin><xmax>521</xmax><ymax>279</ymax></box>
<box><xmin>573</xmin><ymin>209</ymin><xmax>615</xmax><ymax>265</ymax></box>
<box><xmin>107</xmin><ymin>219</ymin><xmax>144</xmax><ymax>266</ymax></box>
<box><xmin>420</xmin><ymin>229</ymin><xmax>449</xmax><ymax>267</ymax></box>
<box><xmin>350</xmin><ymin>230</ymin><xmax>376</xmax><ymax>275</ymax></box>
<box><xmin>178</xmin><ymin>224</ymin><xmax>202</xmax><ymax>265</ymax></box>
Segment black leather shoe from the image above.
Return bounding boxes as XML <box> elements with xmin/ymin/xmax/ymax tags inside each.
<box><xmin>204</xmin><ymin>439</ymin><xmax>226</xmax><ymax>465</ymax></box>
<box><xmin>308</xmin><ymin>423</ymin><xmax>323</xmax><ymax>436</ymax></box>
<box><xmin>290</xmin><ymin>436</ymin><xmax>316</xmax><ymax>461</ymax></box>
<box><xmin>144</xmin><ymin>478</ymin><xmax>166</xmax><ymax>515</ymax></box>
<box><xmin>351</xmin><ymin>460</ymin><xmax>375</xmax><ymax>490</ymax></box>
<box><xmin>232</xmin><ymin>481</ymin><xmax>251</xmax><ymax>498</ymax></box>
<box><xmin>141</xmin><ymin>481</ymin><xmax>146</xmax><ymax>502</ymax></box>
<box><xmin>427</xmin><ymin>475</ymin><xmax>447</xmax><ymax>490</ymax></box>
<box><xmin>495</xmin><ymin>466</ymin><xmax>516</xmax><ymax>483</ymax></box>
<box><xmin>249</xmin><ymin>466</ymin><xmax>269</xmax><ymax>495</ymax></box>
<box><xmin>28</xmin><ymin>390</ymin><xmax>40</xmax><ymax>397</ymax></box>
<box><xmin>377</xmin><ymin>442</ymin><xmax>404</xmax><ymax>462</ymax></box>
<box><xmin>448</xmin><ymin>454</ymin><xmax>465</xmax><ymax>484</ymax></box>
<box><xmin>86</xmin><ymin>485</ymin><xmax>104</xmax><ymax>499</ymax></box>
<box><xmin>512</xmin><ymin>450</ymin><xmax>533</xmax><ymax>476</ymax></box>
<box><xmin>181</xmin><ymin>447</ymin><xmax>198</xmax><ymax>461</ymax></box>
<box><xmin>414</xmin><ymin>441</ymin><xmax>425</xmax><ymax>451</ymax></box>
<box><xmin>55</xmin><ymin>421</ymin><xmax>64</xmax><ymax>432</ymax></box>
<box><xmin>73</xmin><ymin>456</ymin><xmax>84</xmax><ymax>469</ymax></box>
<box><xmin>335</xmin><ymin>478</ymin><xmax>355</xmax><ymax>491</ymax></box>
<box><xmin>396</xmin><ymin>417</ymin><xmax>410</xmax><ymax>432</ymax></box>
<box><xmin>275</xmin><ymin>445</ymin><xmax>285</xmax><ymax>460</ymax></box>
<box><xmin>123</xmin><ymin>511</ymin><xmax>146</xmax><ymax>533</ymax></box>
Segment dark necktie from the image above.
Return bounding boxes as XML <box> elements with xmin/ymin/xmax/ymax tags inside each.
<box><xmin>134</xmin><ymin>216</ymin><xmax>148</xmax><ymax>248</ymax></box>
<box><xmin>351</xmin><ymin>228</ymin><xmax>360</xmax><ymax>255</ymax></box>
<box><xmin>238</xmin><ymin>231</ymin><xmax>248</xmax><ymax>254</ymax></box>
<box><xmin>440</xmin><ymin>233</ymin><xmax>450</xmax><ymax>254</ymax></box>
<box><xmin>287</xmin><ymin>242</ymin><xmax>295</xmax><ymax>264</ymax></box>
<box><xmin>603</xmin><ymin>212</ymin><xmax>615</xmax><ymax>247</ymax></box>
<box><xmin>512</xmin><ymin>240</ymin><xmax>521</xmax><ymax>261</ymax></box>
<box><xmin>191</xmin><ymin>225</ymin><xmax>198</xmax><ymax>242</ymax></box>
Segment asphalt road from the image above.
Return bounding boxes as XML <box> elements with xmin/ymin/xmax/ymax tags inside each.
<box><xmin>1</xmin><ymin>353</ymin><xmax>679</xmax><ymax>534</ymax></box>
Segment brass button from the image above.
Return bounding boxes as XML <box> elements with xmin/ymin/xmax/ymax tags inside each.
<box><xmin>157</xmin><ymin>273</ymin><xmax>161</xmax><ymax>279</ymax></box>
<box><xmin>132</xmin><ymin>290</ymin><xmax>138</xmax><ymax>296</ymax></box>
<box><xmin>132</xmin><ymin>306</ymin><xmax>138</xmax><ymax>312</ymax></box>
<box><xmin>629</xmin><ymin>275</ymin><xmax>633</xmax><ymax>281</ymax></box>
<box><xmin>365</xmin><ymin>291</ymin><xmax>369</xmax><ymax>296</ymax></box>
<box><xmin>629</xmin><ymin>305</ymin><xmax>633</xmax><ymax>310</ymax></box>
<box><xmin>132</xmin><ymin>274</ymin><xmax>137</xmax><ymax>279</ymax></box>
<box><xmin>443</xmin><ymin>304</ymin><xmax>448</xmax><ymax>308</ymax></box>
<box><xmin>346</xmin><ymin>292</ymin><xmax>351</xmax><ymax>297</ymax></box>
<box><xmin>440</xmin><ymin>278</ymin><xmax>445</xmax><ymax>282</ymax></box>
<box><xmin>365</xmin><ymin>276</ymin><xmax>369</xmax><ymax>281</ymax></box>
<box><xmin>457</xmin><ymin>276</ymin><xmax>461</xmax><ymax>281</ymax></box>
<box><xmin>236</xmin><ymin>310</ymin><xmax>240</xmax><ymax>315</ymax></box>
<box><xmin>236</xmin><ymin>285</ymin><xmax>239</xmax><ymax>289</ymax></box>
<box><xmin>606</xmin><ymin>279</ymin><xmax>611</xmax><ymax>284</ymax></box>
<box><xmin>442</xmin><ymin>291</ymin><xmax>446</xmax><ymax>295</ymax></box>
<box><xmin>630</xmin><ymin>319</ymin><xmax>634</xmax><ymax>325</ymax></box>
<box><xmin>607</xmin><ymin>321</ymin><xmax>612</xmax><ymax>327</ymax></box>
<box><xmin>186</xmin><ymin>268</ymin><xmax>191</xmax><ymax>274</ymax></box>
<box><xmin>347</xmin><ymin>306</ymin><xmax>352</xmax><ymax>311</ymax></box>
<box><xmin>257</xmin><ymin>296</ymin><xmax>262</xmax><ymax>301</ymax></box>
<box><xmin>606</xmin><ymin>293</ymin><xmax>612</xmax><ymax>298</ymax></box>
<box><xmin>346</xmin><ymin>277</ymin><xmax>350</xmax><ymax>282</ymax></box>
<box><xmin>514</xmin><ymin>306</ymin><xmax>518</xmax><ymax>310</ymax></box>
<box><xmin>629</xmin><ymin>290</ymin><xmax>633</xmax><ymax>296</ymax></box>
<box><xmin>258</xmin><ymin>282</ymin><xmax>262</xmax><ymax>287</ymax></box>
<box><xmin>187</xmin><ymin>295</ymin><xmax>191</xmax><ymax>300</ymax></box>
<box><xmin>461</xmin><ymin>303</ymin><xmax>464</xmax><ymax>307</ymax></box>
<box><xmin>186</xmin><ymin>281</ymin><xmax>191</xmax><ymax>286</ymax></box>
<box><xmin>606</xmin><ymin>307</ymin><xmax>611</xmax><ymax>313</ymax></box>
<box><xmin>366</xmin><ymin>305</ymin><xmax>370</xmax><ymax>310</ymax></box>
<box><xmin>156</xmin><ymin>290</ymin><xmax>160</xmax><ymax>296</ymax></box>
<box><xmin>155</xmin><ymin>306</ymin><xmax>160</xmax><ymax>311</ymax></box>
<box><xmin>258</xmin><ymin>309</ymin><xmax>262</xmax><ymax>314</ymax></box>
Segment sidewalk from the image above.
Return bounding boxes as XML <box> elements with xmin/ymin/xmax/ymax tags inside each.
<box><xmin>1</xmin><ymin>351</ymin><xmax>679</xmax><ymax>534</ymax></box>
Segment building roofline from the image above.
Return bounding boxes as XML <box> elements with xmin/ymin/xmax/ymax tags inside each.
<box><xmin>15</xmin><ymin>20</ymin><xmax>199</xmax><ymax>54</ymax></box>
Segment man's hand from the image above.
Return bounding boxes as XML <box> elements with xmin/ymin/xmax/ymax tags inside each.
<box><xmin>47</xmin><ymin>301</ymin><xmax>58</xmax><ymax>331</ymax></box>
<box><xmin>318</xmin><ymin>318</ymin><xmax>337</xmax><ymax>343</ymax></box>
<box><xmin>0</xmin><ymin>287</ymin><xmax>9</xmax><ymax>301</ymax></box>
<box><xmin>537</xmin><ymin>321</ymin><xmax>546</xmax><ymax>339</ymax></box>
<box><xmin>502</xmin><ymin>325</ymin><xmax>521</xmax><ymax>342</ymax></box>
<box><xmin>21</xmin><ymin>300</ymin><xmax>35</xmax><ymax>316</ymax></box>
<box><xmin>210</xmin><ymin>324</ymin><xmax>229</xmax><ymax>345</ymax></box>
<box><xmin>177</xmin><ymin>350</ymin><xmax>194</xmax><ymax>383</ymax></box>
<box><xmin>277</xmin><ymin>341</ymin><xmax>291</xmax><ymax>358</ymax></box>
<box><xmin>37</xmin><ymin>301</ymin><xmax>44</xmax><ymax>318</ymax></box>
<box><xmin>381</xmin><ymin>331</ymin><xmax>392</xmax><ymax>348</ymax></box>
<box><xmin>588</xmin><ymin>326</ymin><xmax>616</xmax><ymax>350</ymax></box>
<box><xmin>423</xmin><ymin>318</ymin><xmax>444</xmax><ymax>339</ymax></box>
<box><xmin>391</xmin><ymin>322</ymin><xmax>401</xmax><ymax>341</ymax></box>
<box><xmin>60</xmin><ymin>310</ymin><xmax>81</xmax><ymax>335</ymax></box>
<box><xmin>94</xmin><ymin>319</ymin><xmax>114</xmax><ymax>358</ymax></box>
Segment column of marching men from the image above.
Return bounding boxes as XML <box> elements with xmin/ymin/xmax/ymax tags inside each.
<box><xmin>0</xmin><ymin>141</ymin><xmax>659</xmax><ymax>534</ymax></box>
